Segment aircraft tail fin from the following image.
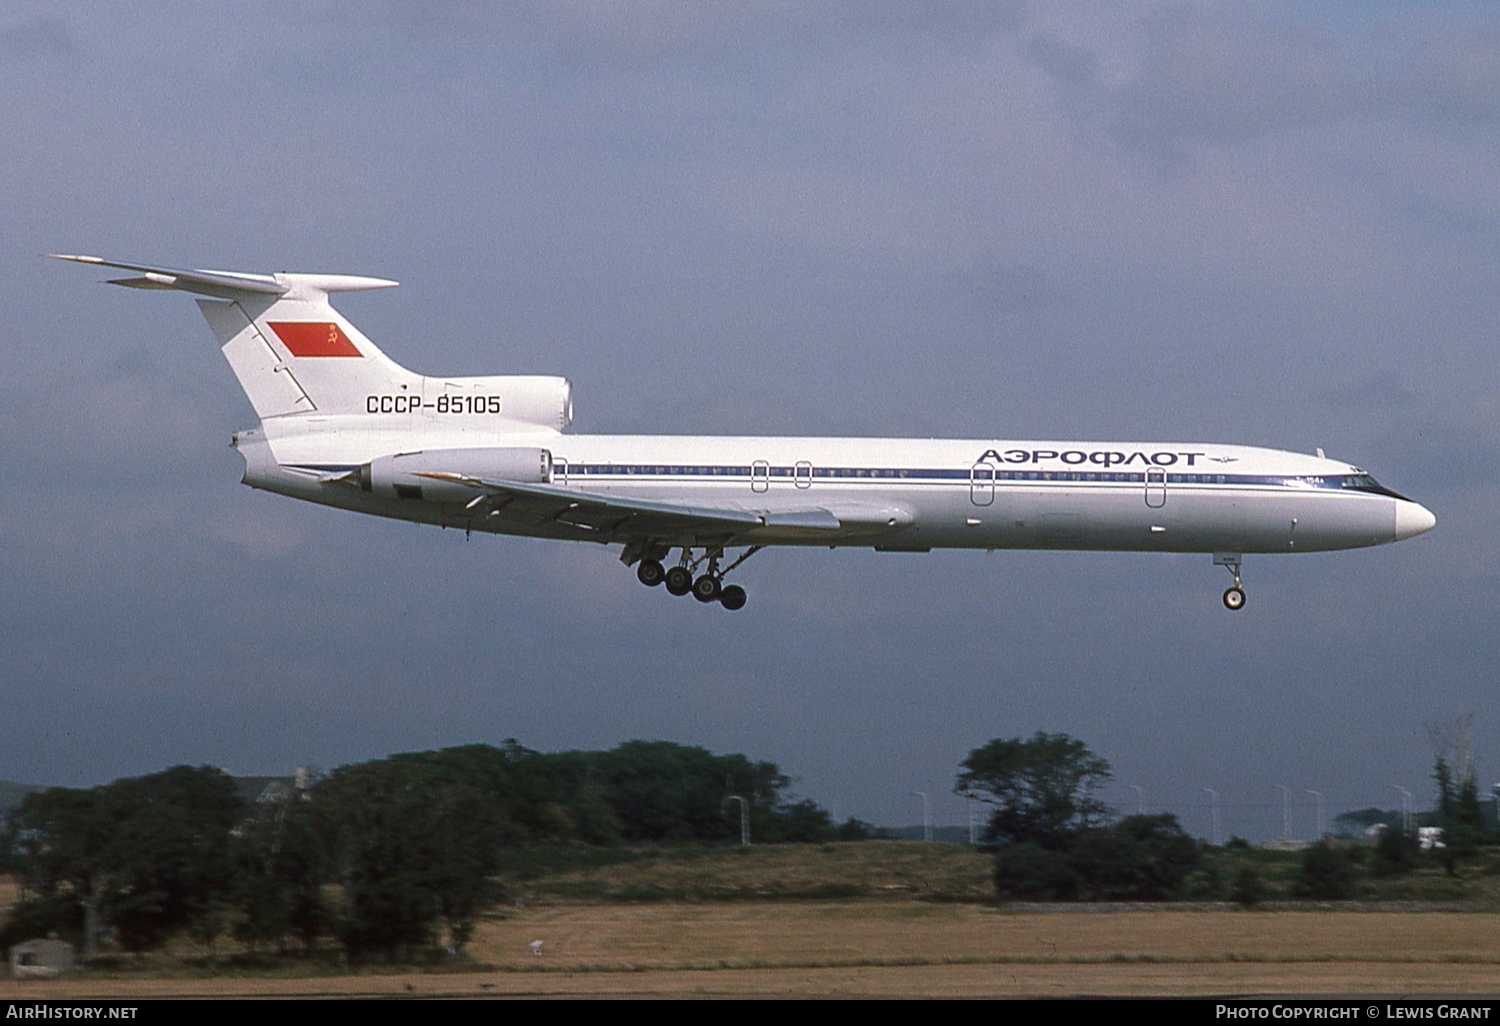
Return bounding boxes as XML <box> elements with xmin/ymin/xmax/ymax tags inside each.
<box><xmin>50</xmin><ymin>254</ymin><xmax>418</xmax><ymax>419</ymax></box>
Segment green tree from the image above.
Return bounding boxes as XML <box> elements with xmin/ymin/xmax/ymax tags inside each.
<box><xmin>1429</xmin><ymin>757</ymin><xmax>1485</xmax><ymax>874</ymax></box>
<box><xmin>232</xmin><ymin>794</ymin><xmax>328</xmax><ymax>954</ymax></box>
<box><xmin>1094</xmin><ymin>814</ymin><xmax>1202</xmax><ymax>900</ymax></box>
<box><xmin>314</xmin><ymin>755</ymin><xmax>513</xmax><ymax>959</ymax></box>
<box><xmin>1230</xmin><ymin>866</ymin><xmax>1265</xmax><ymax>907</ymax></box>
<box><xmin>5</xmin><ymin>767</ymin><xmax>244</xmax><ymax>959</ymax></box>
<box><xmin>556</xmin><ymin>740</ymin><xmax>840</xmax><ymax>844</ymax></box>
<box><xmin>1433</xmin><ymin>758</ymin><xmax>1457</xmax><ymax>828</ymax></box>
<box><xmin>990</xmin><ymin>815</ymin><xmax>1201</xmax><ymax>902</ymax></box>
<box><xmin>1450</xmin><ymin>775</ymin><xmax>1485</xmax><ymax>859</ymax></box>
<box><xmin>992</xmin><ymin>841</ymin><xmax>1078</xmax><ymax>900</ymax></box>
<box><xmin>1371</xmin><ymin>825</ymin><xmax>1419</xmax><ymax>878</ymax></box>
<box><xmin>956</xmin><ymin>733</ymin><xmax>1111</xmax><ymax>847</ymax></box>
<box><xmin>1293</xmin><ymin>841</ymin><xmax>1358</xmax><ymax>900</ymax></box>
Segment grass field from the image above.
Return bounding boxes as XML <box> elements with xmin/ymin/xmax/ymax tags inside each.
<box><xmin>6</xmin><ymin>905</ymin><xmax>1500</xmax><ymax>997</ymax></box>
<box><xmin>7</xmin><ymin>843</ymin><xmax>1500</xmax><ymax>997</ymax></box>
<box><xmin>500</xmin><ymin>840</ymin><xmax>1500</xmax><ymax>905</ymax></box>
<box><xmin>502</xmin><ymin>839</ymin><xmax>996</xmax><ymax>902</ymax></box>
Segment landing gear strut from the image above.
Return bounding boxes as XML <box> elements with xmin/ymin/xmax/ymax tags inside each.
<box><xmin>627</xmin><ymin>543</ymin><xmax>760</xmax><ymax>610</ymax></box>
<box><xmin>1215</xmin><ymin>552</ymin><xmax>1246</xmax><ymax>611</ymax></box>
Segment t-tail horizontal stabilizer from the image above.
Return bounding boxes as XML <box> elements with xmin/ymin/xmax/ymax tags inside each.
<box><xmin>51</xmin><ymin>253</ymin><xmax>417</xmax><ymax>420</ymax></box>
<box><xmin>46</xmin><ymin>254</ymin><xmax>397</xmax><ymax>299</ymax></box>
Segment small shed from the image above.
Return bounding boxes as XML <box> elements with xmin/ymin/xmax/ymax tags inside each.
<box><xmin>10</xmin><ymin>939</ymin><xmax>75</xmax><ymax>978</ymax></box>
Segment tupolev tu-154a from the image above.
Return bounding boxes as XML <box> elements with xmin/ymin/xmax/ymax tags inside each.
<box><xmin>54</xmin><ymin>254</ymin><xmax>1435</xmax><ymax>612</ymax></box>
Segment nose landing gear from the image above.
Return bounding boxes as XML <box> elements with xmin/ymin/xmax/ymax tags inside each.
<box><xmin>1215</xmin><ymin>552</ymin><xmax>1246</xmax><ymax>611</ymax></box>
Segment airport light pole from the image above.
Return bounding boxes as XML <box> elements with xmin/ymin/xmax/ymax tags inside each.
<box><xmin>723</xmin><ymin>796</ymin><xmax>750</xmax><ymax>847</ymax></box>
<box><xmin>1274</xmin><ymin>784</ymin><xmax>1291</xmax><ymax>840</ymax></box>
<box><xmin>1305</xmin><ymin>790</ymin><xmax>1325</xmax><ymax>839</ymax></box>
<box><xmin>1392</xmin><ymin>785</ymin><xmax>1413</xmax><ymax>835</ymax></box>
<box><xmin>1127</xmin><ymin>785</ymin><xmax>1144</xmax><ymax>816</ymax></box>
<box><xmin>909</xmin><ymin>791</ymin><xmax>932</xmax><ymax>842</ymax></box>
<box><xmin>1201</xmin><ymin>788</ymin><xmax>1220</xmax><ymax>846</ymax></box>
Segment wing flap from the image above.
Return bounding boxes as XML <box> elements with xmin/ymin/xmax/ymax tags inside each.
<box><xmin>416</xmin><ymin>473</ymin><xmax>772</xmax><ymax>539</ymax></box>
<box><xmin>413</xmin><ymin>472</ymin><xmax>915</xmax><ymax>542</ymax></box>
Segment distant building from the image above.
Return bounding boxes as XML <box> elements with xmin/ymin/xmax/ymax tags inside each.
<box><xmin>9</xmin><ymin>939</ymin><xmax>75</xmax><ymax>978</ymax></box>
<box><xmin>227</xmin><ymin>768</ymin><xmax>310</xmax><ymax>805</ymax></box>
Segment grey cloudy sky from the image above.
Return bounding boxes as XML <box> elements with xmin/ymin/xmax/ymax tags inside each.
<box><xmin>2</xmin><ymin>1</ymin><xmax>1497</xmax><ymax>837</ymax></box>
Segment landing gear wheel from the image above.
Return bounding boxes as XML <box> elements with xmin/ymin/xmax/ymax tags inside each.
<box><xmin>1223</xmin><ymin>586</ymin><xmax>1246</xmax><ymax>611</ymax></box>
<box><xmin>719</xmin><ymin>584</ymin><xmax>747</xmax><ymax>610</ymax></box>
<box><xmin>637</xmin><ymin>560</ymin><xmax>666</xmax><ymax>587</ymax></box>
<box><xmin>692</xmin><ymin>574</ymin><xmax>723</xmax><ymax>603</ymax></box>
<box><xmin>665</xmin><ymin>566</ymin><xmax>693</xmax><ymax>596</ymax></box>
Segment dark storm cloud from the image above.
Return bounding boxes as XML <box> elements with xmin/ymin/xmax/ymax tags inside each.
<box><xmin>0</xmin><ymin>14</ymin><xmax>75</xmax><ymax>59</ymax></box>
<box><xmin>1025</xmin><ymin>7</ymin><xmax>1500</xmax><ymax>168</ymax></box>
<box><xmin>944</xmin><ymin>258</ymin><xmax>1058</xmax><ymax>315</ymax></box>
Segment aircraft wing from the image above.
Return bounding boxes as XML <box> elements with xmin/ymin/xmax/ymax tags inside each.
<box><xmin>414</xmin><ymin>472</ymin><xmax>845</xmax><ymax>540</ymax></box>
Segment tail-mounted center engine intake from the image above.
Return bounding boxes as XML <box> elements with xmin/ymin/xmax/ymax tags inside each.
<box><xmin>359</xmin><ymin>447</ymin><xmax>552</xmax><ymax>501</ymax></box>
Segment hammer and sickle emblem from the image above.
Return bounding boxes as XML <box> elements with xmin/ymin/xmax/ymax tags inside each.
<box><xmin>328</xmin><ymin>325</ymin><xmax>339</xmax><ymax>347</ymax></box>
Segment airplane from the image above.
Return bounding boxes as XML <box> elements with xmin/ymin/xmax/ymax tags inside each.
<box><xmin>53</xmin><ymin>254</ymin><xmax>1436</xmax><ymax>612</ymax></box>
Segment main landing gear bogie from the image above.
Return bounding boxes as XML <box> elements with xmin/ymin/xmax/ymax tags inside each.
<box><xmin>629</xmin><ymin>545</ymin><xmax>760</xmax><ymax>611</ymax></box>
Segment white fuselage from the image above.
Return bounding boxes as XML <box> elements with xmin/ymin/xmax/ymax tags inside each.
<box><xmin>236</xmin><ymin>416</ymin><xmax>1428</xmax><ymax>555</ymax></box>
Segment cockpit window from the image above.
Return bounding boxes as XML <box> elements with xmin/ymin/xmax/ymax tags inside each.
<box><xmin>1286</xmin><ymin>474</ymin><xmax>1411</xmax><ymax>500</ymax></box>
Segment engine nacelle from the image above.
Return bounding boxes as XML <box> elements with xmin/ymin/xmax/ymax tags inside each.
<box><xmin>493</xmin><ymin>375</ymin><xmax>572</xmax><ymax>430</ymax></box>
<box><xmin>429</xmin><ymin>375</ymin><xmax>573</xmax><ymax>430</ymax></box>
<box><xmin>360</xmin><ymin>447</ymin><xmax>552</xmax><ymax>502</ymax></box>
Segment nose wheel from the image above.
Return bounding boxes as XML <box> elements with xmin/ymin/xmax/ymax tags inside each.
<box><xmin>1214</xmin><ymin>553</ymin><xmax>1246</xmax><ymax>611</ymax></box>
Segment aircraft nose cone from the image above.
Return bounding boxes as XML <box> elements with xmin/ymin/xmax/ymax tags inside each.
<box><xmin>1395</xmin><ymin>501</ymin><xmax>1436</xmax><ymax>541</ymax></box>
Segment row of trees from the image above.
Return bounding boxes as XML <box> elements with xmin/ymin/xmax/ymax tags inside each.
<box><xmin>955</xmin><ymin>733</ymin><xmax>1204</xmax><ymax>900</ymax></box>
<box><xmin>955</xmin><ymin>732</ymin><xmax>1499</xmax><ymax>901</ymax></box>
<box><xmin>9</xmin><ymin>729</ymin><xmax>1487</xmax><ymax>956</ymax></box>
<box><xmin>1</xmin><ymin>740</ymin><xmax>865</xmax><ymax>960</ymax></box>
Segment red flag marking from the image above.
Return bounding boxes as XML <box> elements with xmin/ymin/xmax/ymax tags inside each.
<box><xmin>268</xmin><ymin>321</ymin><xmax>362</xmax><ymax>357</ymax></box>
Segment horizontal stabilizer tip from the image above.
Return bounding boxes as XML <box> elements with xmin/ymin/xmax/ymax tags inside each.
<box><xmin>107</xmin><ymin>276</ymin><xmax>178</xmax><ymax>290</ymax></box>
<box><xmin>48</xmin><ymin>255</ymin><xmax>397</xmax><ymax>299</ymax></box>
